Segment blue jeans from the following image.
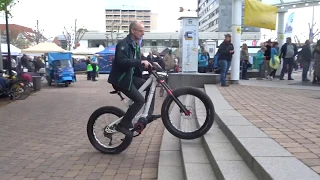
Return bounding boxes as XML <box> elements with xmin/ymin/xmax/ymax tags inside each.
<box><xmin>219</xmin><ymin>60</ymin><xmax>231</xmax><ymax>85</ymax></box>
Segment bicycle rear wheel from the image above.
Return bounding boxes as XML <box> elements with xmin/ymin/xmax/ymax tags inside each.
<box><xmin>87</xmin><ymin>106</ymin><xmax>133</xmax><ymax>154</ymax></box>
<box><xmin>161</xmin><ymin>87</ymin><xmax>214</xmax><ymax>139</ymax></box>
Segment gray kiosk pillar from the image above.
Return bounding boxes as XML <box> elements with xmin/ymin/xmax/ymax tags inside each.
<box><xmin>168</xmin><ymin>17</ymin><xmax>220</xmax><ymax>90</ymax></box>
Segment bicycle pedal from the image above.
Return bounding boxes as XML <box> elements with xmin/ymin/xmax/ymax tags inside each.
<box><xmin>133</xmin><ymin>132</ymin><xmax>141</xmax><ymax>137</ymax></box>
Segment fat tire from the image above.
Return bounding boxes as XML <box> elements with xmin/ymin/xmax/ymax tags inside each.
<box><xmin>161</xmin><ymin>86</ymin><xmax>214</xmax><ymax>139</ymax></box>
<box><xmin>87</xmin><ymin>106</ymin><xmax>133</xmax><ymax>154</ymax></box>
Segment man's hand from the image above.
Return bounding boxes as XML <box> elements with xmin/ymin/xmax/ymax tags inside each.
<box><xmin>152</xmin><ymin>62</ymin><xmax>161</xmax><ymax>69</ymax></box>
<box><xmin>141</xmin><ymin>60</ymin><xmax>152</xmax><ymax>69</ymax></box>
<box><xmin>230</xmin><ymin>50</ymin><xmax>234</xmax><ymax>53</ymax></box>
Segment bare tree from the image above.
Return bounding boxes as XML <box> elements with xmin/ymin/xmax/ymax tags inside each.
<box><xmin>62</xmin><ymin>19</ymin><xmax>88</xmax><ymax>50</ymax></box>
<box><xmin>29</xmin><ymin>20</ymin><xmax>46</xmax><ymax>44</ymax></box>
<box><xmin>106</xmin><ymin>21</ymin><xmax>121</xmax><ymax>46</ymax></box>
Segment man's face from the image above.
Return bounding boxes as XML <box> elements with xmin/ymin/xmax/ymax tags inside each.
<box><xmin>306</xmin><ymin>40</ymin><xmax>310</xmax><ymax>46</ymax></box>
<box><xmin>132</xmin><ymin>23</ymin><xmax>145</xmax><ymax>40</ymax></box>
<box><xmin>225</xmin><ymin>36</ymin><xmax>231</xmax><ymax>41</ymax></box>
<box><xmin>286</xmin><ymin>38</ymin><xmax>291</xmax><ymax>43</ymax></box>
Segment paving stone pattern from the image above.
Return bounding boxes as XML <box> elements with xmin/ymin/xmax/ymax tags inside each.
<box><xmin>0</xmin><ymin>75</ymin><xmax>164</xmax><ymax>180</ymax></box>
<box><xmin>218</xmin><ymin>85</ymin><xmax>320</xmax><ymax>174</ymax></box>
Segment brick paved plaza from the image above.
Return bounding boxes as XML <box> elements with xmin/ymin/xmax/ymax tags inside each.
<box><xmin>0</xmin><ymin>75</ymin><xmax>164</xmax><ymax>180</ymax></box>
<box><xmin>218</xmin><ymin>84</ymin><xmax>320</xmax><ymax>174</ymax></box>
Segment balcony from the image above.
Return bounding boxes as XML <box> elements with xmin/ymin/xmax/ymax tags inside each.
<box><xmin>113</xmin><ymin>10</ymin><xmax>120</xmax><ymax>14</ymax></box>
<box><xmin>136</xmin><ymin>12</ymin><xmax>144</xmax><ymax>16</ymax></box>
<box><xmin>137</xmin><ymin>16</ymin><xmax>144</xmax><ymax>20</ymax></box>
<box><xmin>129</xmin><ymin>11</ymin><xmax>136</xmax><ymax>15</ymax></box>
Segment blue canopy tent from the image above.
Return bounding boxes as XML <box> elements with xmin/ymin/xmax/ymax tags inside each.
<box><xmin>96</xmin><ymin>46</ymin><xmax>116</xmax><ymax>74</ymax></box>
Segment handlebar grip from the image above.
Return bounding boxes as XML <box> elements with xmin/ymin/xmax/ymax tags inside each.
<box><xmin>142</xmin><ymin>63</ymin><xmax>155</xmax><ymax>71</ymax></box>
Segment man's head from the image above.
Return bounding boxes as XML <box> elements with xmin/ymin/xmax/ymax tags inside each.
<box><xmin>272</xmin><ymin>42</ymin><xmax>279</xmax><ymax>48</ymax></box>
<box><xmin>286</xmin><ymin>37</ymin><xmax>291</xmax><ymax>44</ymax></box>
<box><xmin>266</xmin><ymin>39</ymin><xmax>272</xmax><ymax>46</ymax></box>
<box><xmin>201</xmin><ymin>46</ymin><xmax>205</xmax><ymax>52</ymax></box>
<box><xmin>224</xmin><ymin>34</ymin><xmax>231</xmax><ymax>42</ymax></box>
<box><xmin>129</xmin><ymin>21</ymin><xmax>145</xmax><ymax>42</ymax></box>
<box><xmin>169</xmin><ymin>49</ymin><xmax>172</xmax><ymax>55</ymax></box>
<box><xmin>305</xmin><ymin>40</ymin><xmax>311</xmax><ymax>46</ymax></box>
<box><xmin>149</xmin><ymin>51</ymin><xmax>152</xmax><ymax>55</ymax></box>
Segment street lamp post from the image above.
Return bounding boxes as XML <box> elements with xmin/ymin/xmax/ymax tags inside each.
<box><xmin>5</xmin><ymin>9</ymin><xmax>12</xmax><ymax>78</ymax></box>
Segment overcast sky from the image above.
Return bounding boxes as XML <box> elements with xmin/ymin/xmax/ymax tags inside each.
<box><xmin>0</xmin><ymin>0</ymin><xmax>319</xmax><ymax>42</ymax></box>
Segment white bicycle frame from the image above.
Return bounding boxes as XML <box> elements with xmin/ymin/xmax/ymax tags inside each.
<box><xmin>107</xmin><ymin>71</ymin><xmax>167</xmax><ymax>129</ymax></box>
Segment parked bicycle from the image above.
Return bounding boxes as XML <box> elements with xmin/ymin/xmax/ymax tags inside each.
<box><xmin>0</xmin><ymin>77</ymin><xmax>31</xmax><ymax>100</ymax></box>
<box><xmin>87</xmin><ymin>64</ymin><xmax>215</xmax><ymax>154</ymax></box>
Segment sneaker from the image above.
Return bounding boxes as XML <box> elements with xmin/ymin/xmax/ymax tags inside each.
<box><xmin>221</xmin><ymin>84</ymin><xmax>229</xmax><ymax>87</ymax></box>
<box><xmin>288</xmin><ymin>78</ymin><xmax>294</xmax><ymax>80</ymax></box>
<box><xmin>115</xmin><ymin>124</ymin><xmax>133</xmax><ymax>137</ymax></box>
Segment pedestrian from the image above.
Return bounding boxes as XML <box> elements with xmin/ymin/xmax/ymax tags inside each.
<box><xmin>240</xmin><ymin>43</ymin><xmax>249</xmax><ymax>80</ymax></box>
<box><xmin>86</xmin><ymin>56</ymin><xmax>92</xmax><ymax>80</ymax></box>
<box><xmin>263</xmin><ymin>40</ymin><xmax>272</xmax><ymax>79</ymax></box>
<box><xmin>198</xmin><ymin>46</ymin><xmax>208</xmax><ymax>73</ymax></box>
<box><xmin>218</xmin><ymin>34</ymin><xmax>234</xmax><ymax>87</ymax></box>
<box><xmin>268</xmin><ymin>42</ymin><xmax>280</xmax><ymax>80</ymax></box>
<box><xmin>91</xmin><ymin>55</ymin><xmax>98</xmax><ymax>81</ymax></box>
<box><xmin>312</xmin><ymin>40</ymin><xmax>320</xmax><ymax>84</ymax></box>
<box><xmin>279</xmin><ymin>37</ymin><xmax>298</xmax><ymax>80</ymax></box>
<box><xmin>256</xmin><ymin>46</ymin><xmax>266</xmax><ymax>80</ymax></box>
<box><xmin>299</xmin><ymin>40</ymin><xmax>312</xmax><ymax>81</ymax></box>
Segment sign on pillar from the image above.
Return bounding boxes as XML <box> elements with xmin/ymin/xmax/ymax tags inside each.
<box><xmin>178</xmin><ymin>17</ymin><xmax>199</xmax><ymax>73</ymax></box>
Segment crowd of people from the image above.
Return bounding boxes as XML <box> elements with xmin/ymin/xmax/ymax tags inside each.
<box><xmin>142</xmin><ymin>50</ymin><xmax>179</xmax><ymax>72</ymax></box>
<box><xmin>212</xmin><ymin>34</ymin><xmax>320</xmax><ymax>87</ymax></box>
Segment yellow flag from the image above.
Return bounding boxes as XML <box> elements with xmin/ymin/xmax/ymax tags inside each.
<box><xmin>244</xmin><ymin>0</ymin><xmax>278</xmax><ymax>30</ymax></box>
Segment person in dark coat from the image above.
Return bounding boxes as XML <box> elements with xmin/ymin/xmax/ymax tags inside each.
<box><xmin>299</xmin><ymin>40</ymin><xmax>312</xmax><ymax>81</ymax></box>
<box><xmin>108</xmin><ymin>21</ymin><xmax>160</xmax><ymax>136</ymax></box>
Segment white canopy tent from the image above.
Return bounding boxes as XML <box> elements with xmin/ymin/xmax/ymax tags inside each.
<box><xmin>72</xmin><ymin>45</ymin><xmax>104</xmax><ymax>55</ymax></box>
<box><xmin>1</xmin><ymin>43</ymin><xmax>21</xmax><ymax>56</ymax></box>
<box><xmin>21</xmin><ymin>42</ymin><xmax>66</xmax><ymax>54</ymax></box>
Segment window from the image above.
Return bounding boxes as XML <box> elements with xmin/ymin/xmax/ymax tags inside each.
<box><xmin>151</xmin><ymin>41</ymin><xmax>157</xmax><ymax>46</ymax></box>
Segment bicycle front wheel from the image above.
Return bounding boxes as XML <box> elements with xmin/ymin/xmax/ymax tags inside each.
<box><xmin>10</xmin><ymin>80</ymin><xmax>31</xmax><ymax>100</ymax></box>
<box><xmin>161</xmin><ymin>87</ymin><xmax>215</xmax><ymax>139</ymax></box>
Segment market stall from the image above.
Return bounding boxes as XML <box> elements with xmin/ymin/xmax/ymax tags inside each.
<box><xmin>96</xmin><ymin>46</ymin><xmax>115</xmax><ymax>74</ymax></box>
<box><xmin>1</xmin><ymin>44</ymin><xmax>21</xmax><ymax>56</ymax></box>
<box><xmin>22</xmin><ymin>42</ymin><xmax>65</xmax><ymax>54</ymax></box>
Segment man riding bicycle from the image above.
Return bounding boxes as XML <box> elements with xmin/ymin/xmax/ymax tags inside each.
<box><xmin>108</xmin><ymin>21</ymin><xmax>161</xmax><ymax>137</ymax></box>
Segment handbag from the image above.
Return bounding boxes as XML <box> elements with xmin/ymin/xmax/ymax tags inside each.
<box><xmin>269</xmin><ymin>55</ymin><xmax>280</xmax><ymax>69</ymax></box>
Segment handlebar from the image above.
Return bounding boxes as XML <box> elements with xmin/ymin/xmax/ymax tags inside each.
<box><xmin>142</xmin><ymin>62</ymin><xmax>164</xmax><ymax>73</ymax></box>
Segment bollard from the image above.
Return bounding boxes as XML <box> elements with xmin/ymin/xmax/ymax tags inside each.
<box><xmin>32</xmin><ymin>76</ymin><xmax>42</xmax><ymax>91</ymax></box>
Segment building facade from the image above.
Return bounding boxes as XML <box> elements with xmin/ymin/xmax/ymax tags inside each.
<box><xmin>105</xmin><ymin>9</ymin><xmax>158</xmax><ymax>33</ymax></box>
<box><xmin>197</xmin><ymin>0</ymin><xmax>260</xmax><ymax>32</ymax></box>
